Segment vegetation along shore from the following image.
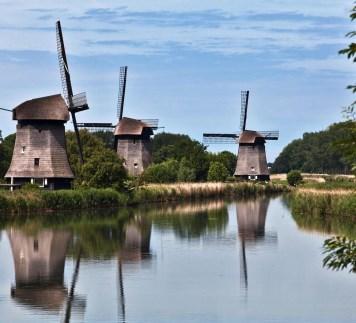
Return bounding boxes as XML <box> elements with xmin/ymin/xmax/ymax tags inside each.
<box><xmin>0</xmin><ymin>182</ymin><xmax>288</xmax><ymax>215</ymax></box>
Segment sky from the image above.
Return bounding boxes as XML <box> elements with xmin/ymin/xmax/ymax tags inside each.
<box><xmin>0</xmin><ymin>0</ymin><xmax>354</xmax><ymax>161</ymax></box>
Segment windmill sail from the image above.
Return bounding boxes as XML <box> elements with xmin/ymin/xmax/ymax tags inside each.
<box><xmin>56</xmin><ymin>20</ymin><xmax>88</xmax><ymax>164</ymax></box>
<box><xmin>240</xmin><ymin>90</ymin><xmax>249</xmax><ymax>131</ymax></box>
<box><xmin>117</xmin><ymin>66</ymin><xmax>128</xmax><ymax>121</ymax></box>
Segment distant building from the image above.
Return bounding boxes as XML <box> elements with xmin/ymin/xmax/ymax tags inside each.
<box><xmin>5</xmin><ymin>94</ymin><xmax>74</xmax><ymax>189</ymax></box>
<box><xmin>234</xmin><ymin>130</ymin><xmax>270</xmax><ymax>181</ymax></box>
<box><xmin>114</xmin><ymin>117</ymin><xmax>153</xmax><ymax>176</ymax></box>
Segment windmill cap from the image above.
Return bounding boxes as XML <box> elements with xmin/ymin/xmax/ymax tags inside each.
<box><xmin>239</xmin><ymin>130</ymin><xmax>266</xmax><ymax>144</ymax></box>
<box><xmin>114</xmin><ymin>117</ymin><xmax>153</xmax><ymax>136</ymax></box>
<box><xmin>13</xmin><ymin>94</ymin><xmax>69</xmax><ymax>122</ymax></box>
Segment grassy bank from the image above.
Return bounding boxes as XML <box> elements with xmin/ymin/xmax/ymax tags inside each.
<box><xmin>287</xmin><ymin>189</ymin><xmax>356</xmax><ymax>219</ymax></box>
<box><xmin>0</xmin><ymin>182</ymin><xmax>288</xmax><ymax>215</ymax></box>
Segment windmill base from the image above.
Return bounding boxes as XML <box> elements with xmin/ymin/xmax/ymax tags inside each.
<box><xmin>235</xmin><ymin>174</ymin><xmax>270</xmax><ymax>181</ymax></box>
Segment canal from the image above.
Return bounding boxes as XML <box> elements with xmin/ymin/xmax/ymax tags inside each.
<box><xmin>0</xmin><ymin>196</ymin><xmax>355</xmax><ymax>322</ymax></box>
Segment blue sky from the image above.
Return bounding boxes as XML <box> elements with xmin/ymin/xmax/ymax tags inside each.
<box><xmin>0</xmin><ymin>0</ymin><xmax>354</xmax><ymax>161</ymax></box>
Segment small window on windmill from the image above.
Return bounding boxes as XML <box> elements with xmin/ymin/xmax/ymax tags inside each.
<box><xmin>34</xmin><ymin>158</ymin><xmax>40</xmax><ymax>167</ymax></box>
<box><xmin>21</xmin><ymin>146</ymin><xmax>26</xmax><ymax>154</ymax></box>
<box><xmin>134</xmin><ymin>163</ymin><xmax>138</xmax><ymax>169</ymax></box>
<box><xmin>38</xmin><ymin>129</ymin><xmax>42</xmax><ymax>133</ymax></box>
<box><xmin>133</xmin><ymin>139</ymin><xmax>137</xmax><ymax>144</ymax></box>
<box><xmin>250</xmin><ymin>166</ymin><xmax>255</xmax><ymax>172</ymax></box>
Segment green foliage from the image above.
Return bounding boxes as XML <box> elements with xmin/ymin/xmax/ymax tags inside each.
<box><xmin>323</xmin><ymin>236</ymin><xmax>356</xmax><ymax>273</ymax></box>
<box><xmin>272</xmin><ymin>122</ymin><xmax>354</xmax><ymax>174</ymax></box>
<box><xmin>177</xmin><ymin>157</ymin><xmax>196</xmax><ymax>182</ymax></box>
<box><xmin>91</xmin><ymin>130</ymin><xmax>115</xmax><ymax>149</ymax></box>
<box><xmin>339</xmin><ymin>2</ymin><xmax>356</xmax><ymax>119</ymax></box>
<box><xmin>143</xmin><ymin>159</ymin><xmax>179</xmax><ymax>183</ymax></box>
<box><xmin>207</xmin><ymin>162</ymin><xmax>229</xmax><ymax>182</ymax></box>
<box><xmin>287</xmin><ymin>170</ymin><xmax>303</xmax><ymax>186</ymax></box>
<box><xmin>0</xmin><ymin>134</ymin><xmax>15</xmax><ymax>178</ymax></box>
<box><xmin>152</xmin><ymin>133</ymin><xmax>209</xmax><ymax>180</ymax></box>
<box><xmin>66</xmin><ymin>130</ymin><xmax>127</xmax><ymax>189</ymax></box>
<box><xmin>208</xmin><ymin>151</ymin><xmax>237</xmax><ymax>176</ymax></box>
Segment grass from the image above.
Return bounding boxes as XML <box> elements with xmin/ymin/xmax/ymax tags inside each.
<box><xmin>0</xmin><ymin>182</ymin><xmax>289</xmax><ymax>215</ymax></box>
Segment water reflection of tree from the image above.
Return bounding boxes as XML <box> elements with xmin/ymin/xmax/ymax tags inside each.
<box><xmin>284</xmin><ymin>195</ymin><xmax>356</xmax><ymax>239</ymax></box>
<box><xmin>284</xmin><ymin>195</ymin><xmax>356</xmax><ymax>273</ymax></box>
<box><xmin>151</xmin><ymin>207</ymin><xmax>228</xmax><ymax>239</ymax></box>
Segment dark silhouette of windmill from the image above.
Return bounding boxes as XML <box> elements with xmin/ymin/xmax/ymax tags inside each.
<box><xmin>78</xmin><ymin>66</ymin><xmax>159</xmax><ymax>176</ymax></box>
<box><xmin>56</xmin><ymin>20</ymin><xmax>89</xmax><ymax>164</ymax></box>
<box><xmin>203</xmin><ymin>91</ymin><xmax>279</xmax><ymax>180</ymax></box>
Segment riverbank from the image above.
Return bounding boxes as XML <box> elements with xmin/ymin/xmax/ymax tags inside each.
<box><xmin>287</xmin><ymin>188</ymin><xmax>356</xmax><ymax>218</ymax></box>
<box><xmin>0</xmin><ymin>182</ymin><xmax>289</xmax><ymax>215</ymax></box>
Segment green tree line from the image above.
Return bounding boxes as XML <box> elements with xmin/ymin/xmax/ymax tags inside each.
<box><xmin>271</xmin><ymin>121</ymin><xmax>355</xmax><ymax>174</ymax></box>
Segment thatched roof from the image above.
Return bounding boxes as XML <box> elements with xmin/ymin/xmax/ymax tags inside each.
<box><xmin>239</xmin><ymin>130</ymin><xmax>265</xmax><ymax>144</ymax></box>
<box><xmin>13</xmin><ymin>94</ymin><xmax>69</xmax><ymax>122</ymax></box>
<box><xmin>114</xmin><ymin>117</ymin><xmax>153</xmax><ymax>136</ymax></box>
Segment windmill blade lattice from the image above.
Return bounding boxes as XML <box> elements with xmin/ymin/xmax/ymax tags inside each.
<box><xmin>117</xmin><ymin>66</ymin><xmax>128</xmax><ymax>120</ymax></box>
<box><xmin>56</xmin><ymin>20</ymin><xmax>88</xmax><ymax>164</ymax></box>
<box><xmin>240</xmin><ymin>90</ymin><xmax>249</xmax><ymax>131</ymax></box>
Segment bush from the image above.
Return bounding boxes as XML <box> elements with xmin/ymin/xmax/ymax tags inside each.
<box><xmin>207</xmin><ymin>162</ymin><xmax>229</xmax><ymax>182</ymax></box>
<box><xmin>177</xmin><ymin>158</ymin><xmax>196</xmax><ymax>182</ymax></box>
<box><xmin>143</xmin><ymin>159</ymin><xmax>179</xmax><ymax>183</ymax></box>
<box><xmin>287</xmin><ymin>170</ymin><xmax>303</xmax><ymax>186</ymax></box>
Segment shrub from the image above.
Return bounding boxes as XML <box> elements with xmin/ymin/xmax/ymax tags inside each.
<box><xmin>207</xmin><ymin>162</ymin><xmax>229</xmax><ymax>182</ymax></box>
<box><xmin>143</xmin><ymin>159</ymin><xmax>179</xmax><ymax>183</ymax></box>
<box><xmin>287</xmin><ymin>170</ymin><xmax>303</xmax><ymax>186</ymax></box>
<box><xmin>177</xmin><ymin>158</ymin><xmax>196</xmax><ymax>182</ymax></box>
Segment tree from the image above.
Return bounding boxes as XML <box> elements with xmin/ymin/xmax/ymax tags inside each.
<box><xmin>208</xmin><ymin>151</ymin><xmax>237</xmax><ymax>176</ymax></box>
<box><xmin>152</xmin><ymin>133</ymin><xmax>210</xmax><ymax>181</ymax></box>
<box><xmin>287</xmin><ymin>170</ymin><xmax>303</xmax><ymax>186</ymax></box>
<box><xmin>66</xmin><ymin>130</ymin><xmax>127</xmax><ymax>189</ymax></box>
<box><xmin>143</xmin><ymin>159</ymin><xmax>179</xmax><ymax>183</ymax></box>
<box><xmin>0</xmin><ymin>134</ymin><xmax>15</xmax><ymax>179</ymax></box>
<box><xmin>323</xmin><ymin>236</ymin><xmax>356</xmax><ymax>273</ymax></box>
<box><xmin>207</xmin><ymin>162</ymin><xmax>229</xmax><ymax>182</ymax></box>
<box><xmin>177</xmin><ymin>157</ymin><xmax>196</xmax><ymax>182</ymax></box>
<box><xmin>271</xmin><ymin>122</ymin><xmax>353</xmax><ymax>174</ymax></box>
<box><xmin>339</xmin><ymin>2</ymin><xmax>356</xmax><ymax>120</ymax></box>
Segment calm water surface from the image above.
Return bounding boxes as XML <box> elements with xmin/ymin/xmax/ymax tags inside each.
<box><xmin>0</xmin><ymin>196</ymin><xmax>355</xmax><ymax>323</ymax></box>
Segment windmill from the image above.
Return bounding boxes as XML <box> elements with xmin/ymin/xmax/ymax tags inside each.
<box><xmin>203</xmin><ymin>91</ymin><xmax>279</xmax><ymax>181</ymax></box>
<box><xmin>56</xmin><ymin>20</ymin><xmax>89</xmax><ymax>164</ymax></box>
<box><xmin>78</xmin><ymin>66</ymin><xmax>159</xmax><ymax>176</ymax></box>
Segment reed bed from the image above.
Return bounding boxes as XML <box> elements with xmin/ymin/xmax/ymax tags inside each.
<box><xmin>0</xmin><ymin>182</ymin><xmax>288</xmax><ymax>215</ymax></box>
<box><xmin>288</xmin><ymin>189</ymin><xmax>356</xmax><ymax>218</ymax></box>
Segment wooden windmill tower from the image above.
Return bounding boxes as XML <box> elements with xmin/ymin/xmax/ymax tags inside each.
<box><xmin>78</xmin><ymin>66</ymin><xmax>158</xmax><ymax>176</ymax></box>
<box><xmin>203</xmin><ymin>91</ymin><xmax>279</xmax><ymax>181</ymax></box>
<box><xmin>5</xmin><ymin>95</ymin><xmax>75</xmax><ymax>189</ymax></box>
<box><xmin>4</xmin><ymin>21</ymin><xmax>89</xmax><ymax>189</ymax></box>
<box><xmin>56</xmin><ymin>20</ymin><xmax>89</xmax><ymax>164</ymax></box>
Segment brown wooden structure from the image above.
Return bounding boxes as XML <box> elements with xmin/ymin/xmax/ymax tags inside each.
<box><xmin>203</xmin><ymin>91</ymin><xmax>279</xmax><ymax>180</ymax></box>
<box><xmin>114</xmin><ymin>117</ymin><xmax>154</xmax><ymax>176</ymax></box>
<box><xmin>5</xmin><ymin>94</ymin><xmax>74</xmax><ymax>189</ymax></box>
<box><xmin>77</xmin><ymin>66</ymin><xmax>158</xmax><ymax>176</ymax></box>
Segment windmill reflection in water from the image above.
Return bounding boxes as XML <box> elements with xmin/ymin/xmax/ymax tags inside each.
<box><xmin>236</xmin><ymin>198</ymin><xmax>277</xmax><ymax>290</ymax></box>
<box><xmin>7</xmin><ymin>228</ymin><xmax>86</xmax><ymax>321</ymax></box>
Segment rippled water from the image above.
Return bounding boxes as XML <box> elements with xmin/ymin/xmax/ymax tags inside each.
<box><xmin>0</xmin><ymin>196</ymin><xmax>355</xmax><ymax>323</ymax></box>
